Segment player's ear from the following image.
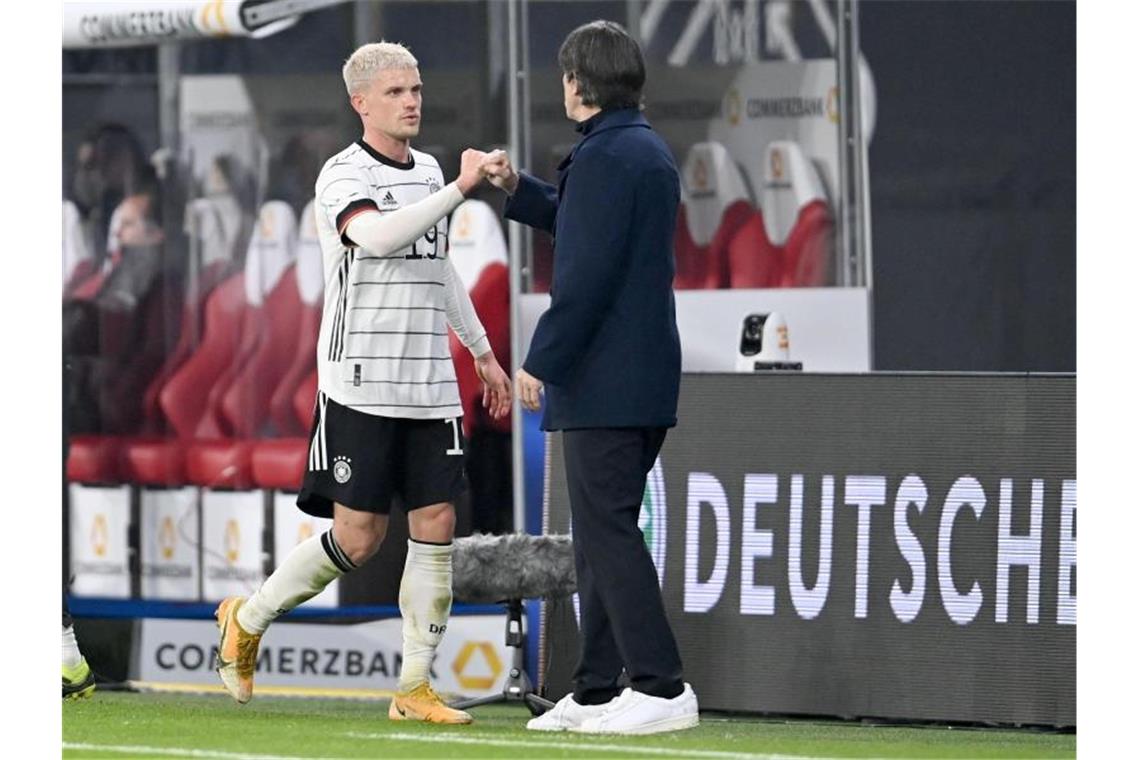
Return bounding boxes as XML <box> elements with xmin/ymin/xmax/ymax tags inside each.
<box><xmin>349</xmin><ymin>90</ymin><xmax>368</xmax><ymax>117</ymax></box>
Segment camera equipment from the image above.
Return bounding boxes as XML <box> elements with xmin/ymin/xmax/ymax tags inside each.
<box><xmin>734</xmin><ymin>312</ymin><xmax>803</xmax><ymax>371</ymax></box>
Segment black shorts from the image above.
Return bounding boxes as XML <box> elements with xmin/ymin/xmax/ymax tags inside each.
<box><xmin>297</xmin><ymin>393</ymin><xmax>467</xmax><ymax>518</ymax></box>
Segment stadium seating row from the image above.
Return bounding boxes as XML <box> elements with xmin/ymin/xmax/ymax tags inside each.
<box><xmin>65</xmin><ymin>197</ymin><xmax>511</xmax><ymax>491</ymax></box>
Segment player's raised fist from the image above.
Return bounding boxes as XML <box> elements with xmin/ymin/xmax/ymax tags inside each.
<box><xmin>456</xmin><ymin>148</ymin><xmax>488</xmax><ymax>196</ymax></box>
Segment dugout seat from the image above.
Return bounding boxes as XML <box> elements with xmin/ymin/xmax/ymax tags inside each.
<box><xmin>674</xmin><ymin>142</ymin><xmax>754</xmax><ymax>290</ymax></box>
<box><xmin>250</xmin><ymin>368</ymin><xmax>320</xmax><ymax>492</ymax></box>
<box><xmin>252</xmin><ymin>200</ymin><xmax>326</xmax><ymax>493</ymax></box>
<box><xmin>184</xmin><ymin>201</ymin><xmax>300</xmax><ymax>489</ymax></box>
<box><xmin>252</xmin><ymin>370</ymin><xmax>317</xmax><ymax>491</ymax></box>
<box><xmin>267</xmin><ymin>200</ymin><xmax>323</xmax><ymax>437</ymax></box>
<box><xmin>728</xmin><ymin>141</ymin><xmax>834</xmax><ymax>288</ymax></box>
<box><xmin>119</xmin><ymin>273</ymin><xmax>247</xmax><ymax>485</ymax></box>
<box><xmin>447</xmin><ymin>200</ymin><xmax>512</xmax><ymax>437</ymax></box>
<box><xmin>762</xmin><ymin>140</ymin><xmax>833</xmax><ymax>287</ymax></box>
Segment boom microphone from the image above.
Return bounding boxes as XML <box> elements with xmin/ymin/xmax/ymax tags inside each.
<box><xmin>452</xmin><ymin>533</ymin><xmax>576</xmax><ymax>603</ymax></box>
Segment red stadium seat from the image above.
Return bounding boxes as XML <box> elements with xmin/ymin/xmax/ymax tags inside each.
<box><xmin>251</xmin><ymin>200</ymin><xmax>325</xmax><ymax>493</ymax></box>
<box><xmin>121</xmin><ymin>273</ymin><xmax>247</xmax><ymax>485</ymax></box>
<box><xmin>293</xmin><ymin>370</ymin><xmax>318</xmax><ymax>434</ymax></box>
<box><xmin>674</xmin><ymin>142</ymin><xmax>754</xmax><ymax>289</ymax></box>
<box><xmin>251</xmin><ymin>371</ymin><xmax>319</xmax><ymax>493</ymax></box>
<box><xmin>137</xmin><ymin>259</ymin><xmax>238</xmax><ymax>436</ymax></box>
<box><xmin>447</xmin><ymin>200</ymin><xmax>511</xmax><ymax>437</ymax></box>
<box><xmin>728</xmin><ymin>141</ymin><xmax>834</xmax><ymax>289</ymax></box>
<box><xmin>251</xmin><ymin>439</ymin><xmax>310</xmax><ymax>492</ymax></box>
<box><xmin>726</xmin><ymin>211</ymin><xmax>783</xmax><ymax>289</ymax></box>
<box><xmin>66</xmin><ymin>434</ymin><xmax>123</xmax><ymax>485</ymax></box>
<box><xmin>184</xmin><ymin>201</ymin><xmax>299</xmax><ymax>488</ymax></box>
<box><xmin>268</xmin><ymin>200</ymin><xmax>323</xmax><ymax>438</ymax></box>
<box><xmin>781</xmin><ymin>199</ymin><xmax>833</xmax><ymax>288</ymax></box>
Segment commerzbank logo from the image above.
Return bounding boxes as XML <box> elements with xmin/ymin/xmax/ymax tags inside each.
<box><xmin>225</xmin><ymin>520</ymin><xmax>241</xmax><ymax>564</ymax></box>
<box><xmin>725</xmin><ymin>88</ymin><xmax>742</xmax><ymax>126</ymax></box>
<box><xmin>451</xmin><ymin>641</ymin><xmax>503</xmax><ymax>691</ymax></box>
<box><xmin>640</xmin><ymin>458</ymin><xmax>667</xmax><ymax>589</ymax></box>
<box><xmin>160</xmin><ymin>516</ymin><xmax>177</xmax><ymax>560</ymax></box>
<box><xmin>91</xmin><ymin>514</ymin><xmax>109</xmax><ymax>557</ymax></box>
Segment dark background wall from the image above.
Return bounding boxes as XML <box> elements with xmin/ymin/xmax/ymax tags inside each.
<box><xmin>861</xmin><ymin>0</ymin><xmax>1075</xmax><ymax>371</ymax></box>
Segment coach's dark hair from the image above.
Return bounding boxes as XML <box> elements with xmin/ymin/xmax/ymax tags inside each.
<box><xmin>558</xmin><ymin>20</ymin><xmax>645</xmax><ymax>110</ymax></box>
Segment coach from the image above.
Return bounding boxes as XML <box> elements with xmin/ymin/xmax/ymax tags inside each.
<box><xmin>482</xmin><ymin>20</ymin><xmax>698</xmax><ymax>735</ymax></box>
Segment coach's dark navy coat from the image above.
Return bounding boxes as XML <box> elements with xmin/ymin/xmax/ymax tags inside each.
<box><xmin>505</xmin><ymin>107</ymin><xmax>682</xmax><ymax>431</ymax></box>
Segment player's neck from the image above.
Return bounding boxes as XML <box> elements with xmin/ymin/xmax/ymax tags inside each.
<box><xmin>361</xmin><ymin>130</ymin><xmax>411</xmax><ymax>165</ymax></box>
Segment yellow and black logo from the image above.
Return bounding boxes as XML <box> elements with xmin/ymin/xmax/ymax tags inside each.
<box><xmin>225</xmin><ymin>519</ymin><xmax>241</xmax><ymax>564</ymax></box>
<box><xmin>725</xmin><ymin>88</ymin><xmax>743</xmax><ymax>127</ymax></box>
<box><xmin>826</xmin><ymin>86</ymin><xmax>839</xmax><ymax>124</ymax></box>
<box><xmin>91</xmin><ymin>514</ymin><xmax>109</xmax><ymax>558</ymax></box>
<box><xmin>160</xmin><ymin>516</ymin><xmax>177</xmax><ymax>560</ymax></box>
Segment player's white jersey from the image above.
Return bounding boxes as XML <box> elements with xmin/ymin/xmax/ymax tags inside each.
<box><xmin>313</xmin><ymin>140</ymin><xmax>482</xmax><ymax>419</ymax></box>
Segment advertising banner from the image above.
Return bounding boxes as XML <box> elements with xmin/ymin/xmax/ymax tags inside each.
<box><xmin>541</xmin><ymin>373</ymin><xmax>1075</xmax><ymax>726</ymax></box>
<box><xmin>140</xmin><ymin>487</ymin><xmax>200</xmax><ymax>600</ymax></box>
<box><xmin>135</xmin><ymin>614</ymin><xmax>509</xmax><ymax>697</ymax></box>
<box><xmin>62</xmin><ymin>1</ymin><xmax>322</xmax><ymax>49</ymax></box>
<box><xmin>69</xmin><ymin>485</ymin><xmax>132</xmax><ymax>598</ymax></box>
<box><xmin>201</xmin><ymin>491</ymin><xmax>265</xmax><ymax>601</ymax></box>
<box><xmin>273</xmin><ymin>492</ymin><xmax>337</xmax><ymax>607</ymax></box>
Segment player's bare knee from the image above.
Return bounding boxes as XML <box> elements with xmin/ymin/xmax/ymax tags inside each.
<box><xmin>332</xmin><ymin>509</ymin><xmax>387</xmax><ymax>565</ymax></box>
<box><xmin>335</xmin><ymin>524</ymin><xmax>385</xmax><ymax>565</ymax></box>
<box><xmin>409</xmin><ymin>502</ymin><xmax>456</xmax><ymax>543</ymax></box>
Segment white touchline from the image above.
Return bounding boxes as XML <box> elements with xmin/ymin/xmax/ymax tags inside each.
<box><xmin>346</xmin><ymin>731</ymin><xmax>867</xmax><ymax>760</ymax></box>
<box><xmin>63</xmin><ymin>743</ymin><xmax>357</xmax><ymax>760</ymax></box>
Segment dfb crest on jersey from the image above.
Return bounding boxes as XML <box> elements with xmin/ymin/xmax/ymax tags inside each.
<box><xmin>333</xmin><ymin>456</ymin><xmax>353</xmax><ymax>484</ymax></box>
<box><xmin>427</xmin><ymin>177</ymin><xmax>441</xmax><ymax>194</ymax></box>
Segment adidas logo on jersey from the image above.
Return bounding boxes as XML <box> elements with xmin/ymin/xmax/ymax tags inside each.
<box><xmin>380</xmin><ymin>191</ymin><xmax>399</xmax><ymax>208</ymax></box>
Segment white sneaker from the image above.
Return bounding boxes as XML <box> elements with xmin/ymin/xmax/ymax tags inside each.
<box><xmin>526</xmin><ymin>692</ymin><xmax>615</xmax><ymax>731</ymax></box>
<box><xmin>573</xmin><ymin>683</ymin><xmax>699</xmax><ymax>735</ymax></box>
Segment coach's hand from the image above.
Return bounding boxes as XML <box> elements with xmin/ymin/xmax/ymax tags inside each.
<box><xmin>480</xmin><ymin>150</ymin><xmax>519</xmax><ymax>195</ymax></box>
<box><xmin>457</xmin><ymin>148</ymin><xmax>489</xmax><ymax>196</ymax></box>
<box><xmin>515</xmin><ymin>368</ymin><xmax>543</xmax><ymax>412</ymax></box>
<box><xmin>475</xmin><ymin>351</ymin><xmax>512</xmax><ymax>420</ymax></box>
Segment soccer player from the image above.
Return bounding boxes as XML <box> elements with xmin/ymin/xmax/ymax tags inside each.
<box><xmin>213</xmin><ymin>42</ymin><xmax>511</xmax><ymax>725</ymax></box>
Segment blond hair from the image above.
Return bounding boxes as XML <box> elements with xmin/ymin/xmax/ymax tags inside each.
<box><xmin>342</xmin><ymin>42</ymin><xmax>418</xmax><ymax>96</ymax></box>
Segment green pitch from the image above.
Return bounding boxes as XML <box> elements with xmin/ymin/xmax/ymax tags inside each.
<box><xmin>64</xmin><ymin>692</ymin><xmax>1074</xmax><ymax>759</ymax></box>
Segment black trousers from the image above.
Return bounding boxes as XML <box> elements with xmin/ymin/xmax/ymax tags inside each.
<box><xmin>563</xmin><ymin>427</ymin><xmax>684</xmax><ymax>704</ymax></box>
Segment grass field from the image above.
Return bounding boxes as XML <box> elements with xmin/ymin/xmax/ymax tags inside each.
<box><xmin>62</xmin><ymin>691</ymin><xmax>1075</xmax><ymax>759</ymax></box>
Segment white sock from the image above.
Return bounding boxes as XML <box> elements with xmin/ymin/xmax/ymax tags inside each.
<box><xmin>62</xmin><ymin>625</ymin><xmax>82</xmax><ymax>669</ymax></box>
<box><xmin>398</xmin><ymin>539</ymin><xmax>453</xmax><ymax>691</ymax></box>
<box><xmin>237</xmin><ymin>530</ymin><xmax>355</xmax><ymax>634</ymax></box>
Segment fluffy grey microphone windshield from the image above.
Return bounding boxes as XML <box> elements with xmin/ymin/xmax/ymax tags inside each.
<box><xmin>452</xmin><ymin>533</ymin><xmax>576</xmax><ymax>603</ymax></box>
